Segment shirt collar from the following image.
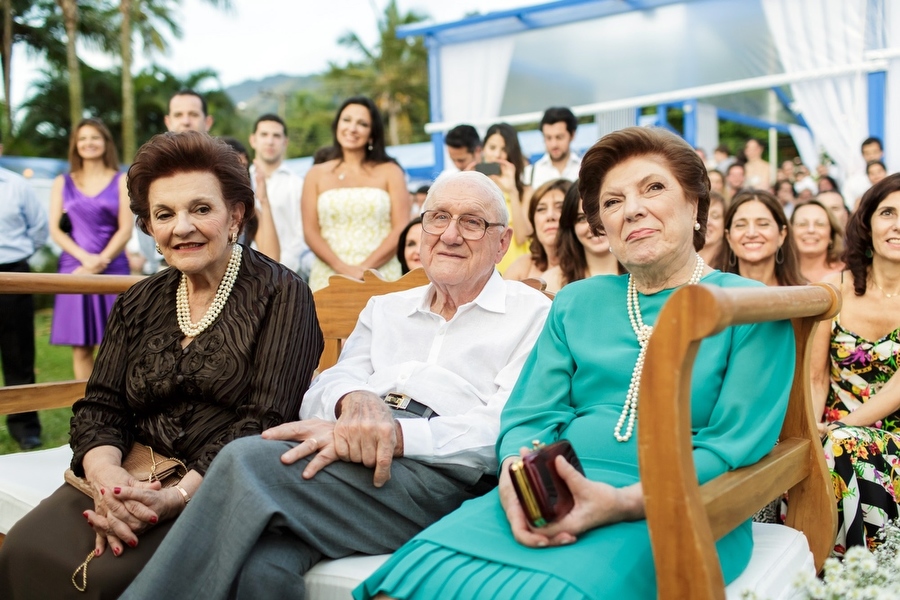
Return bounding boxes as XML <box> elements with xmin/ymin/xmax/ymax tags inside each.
<box><xmin>412</xmin><ymin>269</ymin><xmax>507</xmax><ymax>317</ymax></box>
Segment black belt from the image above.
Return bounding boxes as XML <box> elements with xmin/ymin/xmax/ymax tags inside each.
<box><xmin>383</xmin><ymin>393</ymin><xmax>439</xmax><ymax>419</ymax></box>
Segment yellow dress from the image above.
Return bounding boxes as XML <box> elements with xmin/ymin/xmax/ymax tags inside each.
<box><xmin>308</xmin><ymin>187</ymin><xmax>402</xmax><ymax>291</ymax></box>
<box><xmin>497</xmin><ymin>193</ymin><xmax>529</xmax><ymax>274</ymax></box>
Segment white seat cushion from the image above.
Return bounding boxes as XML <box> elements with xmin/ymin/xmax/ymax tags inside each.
<box><xmin>0</xmin><ymin>445</ymin><xmax>72</xmax><ymax>534</ymax></box>
<box><xmin>725</xmin><ymin>523</ymin><xmax>815</xmax><ymax>600</ymax></box>
<box><xmin>303</xmin><ymin>524</ymin><xmax>814</xmax><ymax>600</ymax></box>
<box><xmin>304</xmin><ymin>554</ymin><xmax>389</xmax><ymax>600</ymax></box>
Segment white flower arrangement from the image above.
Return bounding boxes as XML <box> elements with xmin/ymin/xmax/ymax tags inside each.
<box><xmin>742</xmin><ymin>521</ymin><xmax>900</xmax><ymax>600</ymax></box>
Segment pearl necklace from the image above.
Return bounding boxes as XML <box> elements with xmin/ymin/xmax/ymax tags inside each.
<box><xmin>176</xmin><ymin>244</ymin><xmax>242</xmax><ymax>338</ymax></box>
<box><xmin>615</xmin><ymin>254</ymin><xmax>706</xmax><ymax>442</ymax></box>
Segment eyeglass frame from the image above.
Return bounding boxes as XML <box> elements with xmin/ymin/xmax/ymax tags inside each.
<box><xmin>420</xmin><ymin>210</ymin><xmax>507</xmax><ymax>241</ymax></box>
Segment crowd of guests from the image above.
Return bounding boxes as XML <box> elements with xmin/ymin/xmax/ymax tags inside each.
<box><xmin>2</xmin><ymin>90</ymin><xmax>900</xmax><ymax>598</ymax></box>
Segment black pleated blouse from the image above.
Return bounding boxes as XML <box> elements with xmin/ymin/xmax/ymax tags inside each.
<box><xmin>69</xmin><ymin>246</ymin><xmax>324</xmax><ymax>476</ymax></box>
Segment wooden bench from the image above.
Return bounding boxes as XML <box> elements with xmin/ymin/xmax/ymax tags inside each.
<box><xmin>0</xmin><ymin>273</ymin><xmax>840</xmax><ymax>600</ymax></box>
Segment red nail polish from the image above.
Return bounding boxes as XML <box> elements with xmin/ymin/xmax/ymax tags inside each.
<box><xmin>100</xmin><ymin>488</ymin><xmax>105</xmax><ymax>495</ymax></box>
<box><xmin>114</xmin><ymin>487</ymin><xmax>121</xmax><ymax>494</ymax></box>
<box><xmin>95</xmin><ymin>548</ymin><xmax>100</xmax><ymax>556</ymax></box>
<box><xmin>113</xmin><ymin>547</ymin><xmax>120</xmax><ymax>556</ymax></box>
<box><xmin>82</xmin><ymin>511</ymin><xmax>89</xmax><ymax>519</ymax></box>
<box><xmin>127</xmin><ymin>540</ymin><xmax>137</xmax><ymax>548</ymax></box>
<box><xmin>149</xmin><ymin>516</ymin><xmax>158</xmax><ymax>524</ymax></box>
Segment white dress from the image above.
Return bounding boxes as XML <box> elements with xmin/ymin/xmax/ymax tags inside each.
<box><xmin>308</xmin><ymin>187</ymin><xmax>401</xmax><ymax>291</ymax></box>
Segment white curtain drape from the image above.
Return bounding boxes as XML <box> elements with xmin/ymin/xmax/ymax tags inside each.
<box><xmin>885</xmin><ymin>1</ymin><xmax>900</xmax><ymax>172</ymax></box>
<box><xmin>438</xmin><ymin>37</ymin><xmax>515</xmax><ymax>127</ymax></box>
<box><xmin>788</xmin><ymin>124</ymin><xmax>819</xmax><ymax>172</ymax></box>
<box><xmin>762</xmin><ymin>0</ymin><xmax>868</xmax><ymax>177</ymax></box>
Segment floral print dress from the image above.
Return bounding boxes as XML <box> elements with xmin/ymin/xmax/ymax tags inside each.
<box><xmin>823</xmin><ymin>318</ymin><xmax>900</xmax><ymax>555</ymax></box>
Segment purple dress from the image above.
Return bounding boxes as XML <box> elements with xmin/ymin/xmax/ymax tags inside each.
<box><xmin>50</xmin><ymin>172</ymin><xmax>129</xmax><ymax>346</ymax></box>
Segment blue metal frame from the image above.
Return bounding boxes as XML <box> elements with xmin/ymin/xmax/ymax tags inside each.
<box><xmin>716</xmin><ymin>109</ymin><xmax>791</xmax><ymax>134</ymax></box>
<box><xmin>397</xmin><ymin>0</ymin><xmax>693</xmax><ymax>45</ymax></box>
<box><xmin>682</xmin><ymin>99</ymin><xmax>697</xmax><ymax>147</ymax></box>
<box><xmin>867</xmin><ymin>71</ymin><xmax>886</xmax><ymax>143</ymax></box>
<box><xmin>770</xmin><ymin>87</ymin><xmax>808</xmax><ymax>129</ymax></box>
<box><xmin>426</xmin><ymin>36</ymin><xmax>445</xmax><ymax>174</ymax></box>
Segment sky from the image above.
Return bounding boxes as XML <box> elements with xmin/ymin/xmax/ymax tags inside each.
<box><xmin>9</xmin><ymin>0</ymin><xmax>533</xmax><ymax>109</ymax></box>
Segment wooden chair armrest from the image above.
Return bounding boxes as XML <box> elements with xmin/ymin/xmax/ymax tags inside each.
<box><xmin>639</xmin><ymin>283</ymin><xmax>840</xmax><ymax>600</ymax></box>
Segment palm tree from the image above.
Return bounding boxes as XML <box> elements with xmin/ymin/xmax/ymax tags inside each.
<box><xmin>325</xmin><ymin>0</ymin><xmax>429</xmax><ymax>146</ymax></box>
<box><xmin>56</xmin><ymin>0</ymin><xmax>82</xmax><ymax>129</ymax></box>
<box><xmin>118</xmin><ymin>0</ymin><xmax>231</xmax><ymax>160</ymax></box>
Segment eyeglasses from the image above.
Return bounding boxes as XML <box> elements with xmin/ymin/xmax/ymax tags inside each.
<box><xmin>420</xmin><ymin>210</ymin><xmax>506</xmax><ymax>240</ymax></box>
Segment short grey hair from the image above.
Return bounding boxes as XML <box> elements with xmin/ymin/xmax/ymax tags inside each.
<box><xmin>423</xmin><ymin>171</ymin><xmax>509</xmax><ymax>225</ymax></box>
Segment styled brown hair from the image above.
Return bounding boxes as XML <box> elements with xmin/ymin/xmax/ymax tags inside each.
<box><xmin>844</xmin><ymin>173</ymin><xmax>900</xmax><ymax>296</ymax></box>
<box><xmin>68</xmin><ymin>118</ymin><xmax>119</xmax><ymax>172</ymax></box>
<box><xmin>721</xmin><ymin>190</ymin><xmax>805</xmax><ymax>286</ymax></box>
<box><xmin>579</xmin><ymin>127</ymin><xmax>709</xmax><ymax>251</ymax></box>
<box><xmin>127</xmin><ymin>131</ymin><xmax>254</xmax><ymax>235</ymax></box>
<box><xmin>527</xmin><ymin>178</ymin><xmax>572</xmax><ymax>272</ymax></box>
<box><xmin>556</xmin><ymin>179</ymin><xmax>621</xmax><ymax>286</ymax></box>
<box><xmin>790</xmin><ymin>199</ymin><xmax>844</xmax><ymax>266</ymax></box>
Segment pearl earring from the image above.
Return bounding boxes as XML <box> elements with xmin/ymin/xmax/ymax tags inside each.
<box><xmin>693</xmin><ymin>222</ymin><xmax>701</xmax><ymax>231</ymax></box>
<box><xmin>367</xmin><ymin>141</ymin><xmax>373</xmax><ymax>152</ymax></box>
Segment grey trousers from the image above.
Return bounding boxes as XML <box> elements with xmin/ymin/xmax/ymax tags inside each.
<box><xmin>120</xmin><ymin>435</ymin><xmax>486</xmax><ymax>600</ymax></box>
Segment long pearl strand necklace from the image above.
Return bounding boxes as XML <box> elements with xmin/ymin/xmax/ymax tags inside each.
<box><xmin>176</xmin><ymin>244</ymin><xmax>242</xmax><ymax>338</ymax></box>
<box><xmin>615</xmin><ymin>254</ymin><xmax>706</xmax><ymax>442</ymax></box>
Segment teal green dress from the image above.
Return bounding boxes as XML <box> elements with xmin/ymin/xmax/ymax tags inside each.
<box><xmin>355</xmin><ymin>271</ymin><xmax>795</xmax><ymax>599</ymax></box>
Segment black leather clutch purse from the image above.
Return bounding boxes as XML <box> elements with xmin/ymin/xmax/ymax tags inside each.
<box><xmin>509</xmin><ymin>440</ymin><xmax>584</xmax><ymax>527</ymax></box>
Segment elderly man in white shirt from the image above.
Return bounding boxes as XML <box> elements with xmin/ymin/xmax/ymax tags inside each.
<box><xmin>121</xmin><ymin>171</ymin><xmax>552</xmax><ymax>600</ymax></box>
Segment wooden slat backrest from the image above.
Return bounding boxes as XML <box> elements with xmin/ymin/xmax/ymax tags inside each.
<box><xmin>0</xmin><ymin>272</ymin><xmax>143</xmax><ymax>417</ymax></box>
<box><xmin>639</xmin><ymin>283</ymin><xmax>841</xmax><ymax>600</ymax></box>
<box><xmin>312</xmin><ymin>268</ymin><xmax>431</xmax><ymax>372</ymax></box>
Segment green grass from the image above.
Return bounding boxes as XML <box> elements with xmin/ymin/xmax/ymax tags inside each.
<box><xmin>0</xmin><ymin>309</ymin><xmax>75</xmax><ymax>454</ymax></box>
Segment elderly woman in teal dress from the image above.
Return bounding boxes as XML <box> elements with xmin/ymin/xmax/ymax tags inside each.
<box><xmin>811</xmin><ymin>173</ymin><xmax>900</xmax><ymax>555</ymax></box>
<box><xmin>356</xmin><ymin>127</ymin><xmax>796</xmax><ymax>599</ymax></box>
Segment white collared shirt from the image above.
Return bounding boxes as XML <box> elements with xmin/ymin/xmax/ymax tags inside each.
<box><xmin>300</xmin><ymin>271</ymin><xmax>551</xmax><ymax>473</ymax></box>
<box><xmin>249</xmin><ymin>163</ymin><xmax>310</xmax><ymax>276</ymax></box>
<box><xmin>524</xmin><ymin>152</ymin><xmax>582</xmax><ymax>189</ymax></box>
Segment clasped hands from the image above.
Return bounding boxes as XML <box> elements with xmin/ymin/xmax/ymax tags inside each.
<box><xmin>498</xmin><ymin>449</ymin><xmax>644</xmax><ymax>549</ymax></box>
<box><xmin>262</xmin><ymin>390</ymin><xmax>403</xmax><ymax>488</ymax></box>
<box><xmin>82</xmin><ymin>461</ymin><xmax>187</xmax><ymax>559</ymax></box>
<box><xmin>73</xmin><ymin>253</ymin><xmax>110</xmax><ymax>275</ymax></box>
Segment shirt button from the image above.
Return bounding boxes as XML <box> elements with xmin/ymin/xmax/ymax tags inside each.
<box><xmin>182</xmin><ymin>347</ymin><xmax>190</xmax><ymax>355</ymax></box>
<box><xmin>176</xmin><ymin>374</ymin><xmax>184</xmax><ymax>384</ymax></box>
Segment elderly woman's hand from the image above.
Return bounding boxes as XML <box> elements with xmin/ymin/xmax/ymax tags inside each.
<box><xmin>529</xmin><ymin>457</ymin><xmax>645</xmax><ymax>546</ymax></box>
<box><xmin>498</xmin><ymin>452</ymin><xmax>557</xmax><ymax>548</ymax></box>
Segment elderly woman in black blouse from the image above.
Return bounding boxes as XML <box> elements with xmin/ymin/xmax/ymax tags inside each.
<box><xmin>0</xmin><ymin>132</ymin><xmax>323</xmax><ymax>599</ymax></box>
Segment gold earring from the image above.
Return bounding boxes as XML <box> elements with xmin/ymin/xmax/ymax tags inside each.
<box><xmin>155</xmin><ymin>243</ymin><xmax>161</xmax><ymax>254</ymax></box>
<box><xmin>231</xmin><ymin>232</ymin><xmax>238</xmax><ymax>244</ymax></box>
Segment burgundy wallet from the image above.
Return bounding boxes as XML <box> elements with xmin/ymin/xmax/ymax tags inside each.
<box><xmin>508</xmin><ymin>440</ymin><xmax>584</xmax><ymax>527</ymax></box>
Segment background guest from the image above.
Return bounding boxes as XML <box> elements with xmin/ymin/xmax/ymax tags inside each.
<box><xmin>302</xmin><ymin>97</ymin><xmax>407</xmax><ymax>291</ymax></box>
<box><xmin>502</xmin><ymin>179</ymin><xmax>570</xmax><ymax>282</ymax></box>
<box><xmin>0</xmin><ymin>134</ymin><xmax>48</xmax><ymax>450</ymax></box>
<box><xmin>811</xmin><ymin>173</ymin><xmax>900</xmax><ymax>555</ymax></box>
<box><xmin>698</xmin><ymin>191</ymin><xmax>726</xmax><ymax>270</ymax></box>
<box><xmin>0</xmin><ymin>131</ymin><xmax>323</xmax><ymax>599</ymax></box>
<box><xmin>542</xmin><ymin>179</ymin><xmax>620</xmax><ymax>292</ymax></box>
<box><xmin>480</xmin><ymin>122</ymin><xmax>532</xmax><ymax>273</ymax></box>
<box><xmin>396</xmin><ymin>216</ymin><xmax>423</xmax><ymax>274</ymax></box>
<box><xmin>721</xmin><ymin>190</ymin><xmax>804</xmax><ymax>286</ymax></box>
<box><xmin>790</xmin><ymin>200</ymin><xmax>844</xmax><ymax>282</ymax></box>
<box><xmin>48</xmin><ymin>118</ymin><xmax>132</xmax><ymax>379</ymax></box>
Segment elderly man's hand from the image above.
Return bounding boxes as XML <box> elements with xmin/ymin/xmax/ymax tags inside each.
<box><xmin>333</xmin><ymin>391</ymin><xmax>404</xmax><ymax>487</ymax></box>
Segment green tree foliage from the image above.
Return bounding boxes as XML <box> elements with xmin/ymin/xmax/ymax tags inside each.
<box><xmin>284</xmin><ymin>89</ymin><xmax>337</xmax><ymax>158</ymax></box>
<box><xmin>11</xmin><ymin>64</ymin><xmax>242</xmax><ymax>159</ymax></box>
<box><xmin>323</xmin><ymin>0</ymin><xmax>429</xmax><ymax>146</ymax></box>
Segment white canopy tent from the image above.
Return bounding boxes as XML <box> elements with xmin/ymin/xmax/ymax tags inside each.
<box><xmin>398</xmin><ymin>0</ymin><xmax>898</xmax><ymax>181</ymax></box>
